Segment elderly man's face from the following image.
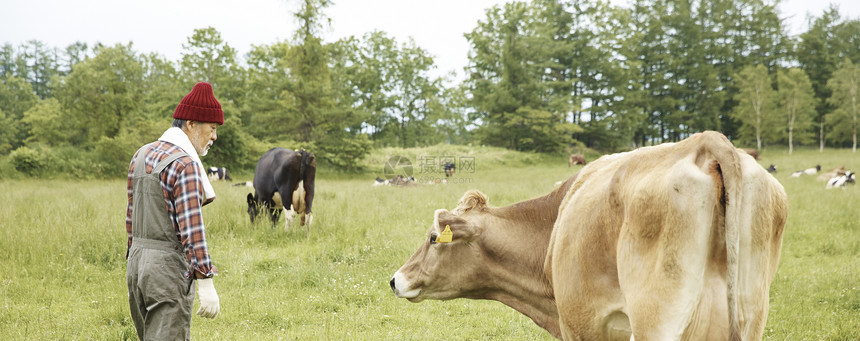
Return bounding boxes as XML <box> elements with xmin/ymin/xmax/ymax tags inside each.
<box><xmin>186</xmin><ymin>121</ymin><xmax>219</xmax><ymax>156</ymax></box>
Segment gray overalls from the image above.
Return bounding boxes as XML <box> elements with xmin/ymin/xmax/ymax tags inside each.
<box><xmin>127</xmin><ymin>150</ymin><xmax>196</xmax><ymax>341</ymax></box>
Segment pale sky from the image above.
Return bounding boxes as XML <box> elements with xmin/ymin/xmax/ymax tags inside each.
<box><xmin>1</xmin><ymin>0</ymin><xmax>859</xmax><ymax>82</ymax></box>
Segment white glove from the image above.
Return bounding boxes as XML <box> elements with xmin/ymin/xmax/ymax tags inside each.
<box><xmin>196</xmin><ymin>278</ymin><xmax>220</xmax><ymax>318</ymax></box>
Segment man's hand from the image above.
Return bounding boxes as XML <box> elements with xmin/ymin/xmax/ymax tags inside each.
<box><xmin>196</xmin><ymin>278</ymin><xmax>220</xmax><ymax>318</ymax></box>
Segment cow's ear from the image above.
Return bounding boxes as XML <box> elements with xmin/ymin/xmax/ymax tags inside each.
<box><xmin>247</xmin><ymin>193</ymin><xmax>255</xmax><ymax>206</ymax></box>
<box><xmin>453</xmin><ymin>190</ymin><xmax>488</xmax><ymax>214</ymax></box>
<box><xmin>436</xmin><ymin>210</ymin><xmax>477</xmax><ymax>242</ymax></box>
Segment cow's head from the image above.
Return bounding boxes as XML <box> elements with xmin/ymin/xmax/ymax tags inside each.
<box><xmin>390</xmin><ymin>190</ymin><xmax>491</xmax><ymax>302</ymax></box>
<box><xmin>246</xmin><ymin>193</ymin><xmax>259</xmax><ymax>223</ymax></box>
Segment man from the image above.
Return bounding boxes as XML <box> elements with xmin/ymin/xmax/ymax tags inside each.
<box><xmin>126</xmin><ymin>82</ymin><xmax>222</xmax><ymax>340</ymax></box>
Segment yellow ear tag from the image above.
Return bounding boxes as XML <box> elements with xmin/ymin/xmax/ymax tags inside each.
<box><xmin>437</xmin><ymin>225</ymin><xmax>453</xmax><ymax>243</ymax></box>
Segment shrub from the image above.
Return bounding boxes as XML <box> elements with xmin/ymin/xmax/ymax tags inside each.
<box><xmin>47</xmin><ymin>146</ymin><xmax>106</xmax><ymax>180</ymax></box>
<box><xmin>93</xmin><ymin>135</ymin><xmax>141</xmax><ymax>178</ymax></box>
<box><xmin>316</xmin><ymin>133</ymin><xmax>372</xmax><ymax>172</ymax></box>
<box><xmin>8</xmin><ymin>146</ymin><xmax>48</xmax><ymax>176</ymax></box>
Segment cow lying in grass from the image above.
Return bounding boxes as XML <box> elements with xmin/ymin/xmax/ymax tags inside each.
<box><xmin>826</xmin><ymin>170</ymin><xmax>855</xmax><ymax>189</ymax></box>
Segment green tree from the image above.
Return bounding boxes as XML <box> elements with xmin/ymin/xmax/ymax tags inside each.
<box><xmin>329</xmin><ymin>32</ymin><xmax>409</xmax><ymax>146</ymax></box>
<box><xmin>387</xmin><ymin>39</ymin><xmax>441</xmax><ymax>148</ymax></box>
<box><xmin>58</xmin><ymin>43</ymin><xmax>144</xmax><ymax>146</ymax></box>
<box><xmin>13</xmin><ymin>40</ymin><xmax>60</xmax><ymax>99</ymax></box>
<box><xmin>180</xmin><ymin>27</ymin><xmax>246</xmax><ymax>109</ymax></box>
<box><xmin>532</xmin><ymin>0</ymin><xmax>608</xmax><ymax>148</ymax></box>
<box><xmin>431</xmin><ymin>85</ymin><xmax>475</xmax><ymax>145</ymax></box>
<box><xmin>0</xmin><ymin>76</ymin><xmax>39</xmax><ymax>152</ymax></box>
<box><xmin>601</xmin><ymin>4</ymin><xmax>648</xmax><ymax>149</ymax></box>
<box><xmin>466</xmin><ymin>1</ymin><xmax>579</xmax><ymax>152</ymax></box>
<box><xmin>244</xmin><ymin>41</ymin><xmax>293</xmax><ymax>139</ymax></box>
<box><xmin>285</xmin><ymin>0</ymin><xmax>334</xmax><ymax>143</ymax></box>
<box><xmin>731</xmin><ymin>64</ymin><xmax>777</xmax><ymax>150</ymax></box>
<box><xmin>21</xmin><ymin>98</ymin><xmax>70</xmax><ymax>146</ymax></box>
<box><xmin>627</xmin><ymin>0</ymin><xmax>679</xmax><ymax>144</ymax></box>
<box><xmin>796</xmin><ymin>7</ymin><xmax>852</xmax><ymax>151</ymax></box>
<box><xmin>0</xmin><ymin>43</ymin><xmax>15</xmax><ymax>78</ymax></box>
<box><xmin>287</xmin><ymin>0</ymin><xmax>372</xmax><ymax>170</ymax></box>
<box><xmin>826</xmin><ymin>59</ymin><xmax>860</xmax><ymax>152</ymax></box>
<box><xmin>133</xmin><ymin>52</ymin><xmax>185</xmax><ymax>142</ymax></box>
<box><xmin>61</xmin><ymin>42</ymin><xmax>92</xmax><ymax>75</ymax></box>
<box><xmin>777</xmin><ymin>68</ymin><xmax>817</xmax><ymax>154</ymax></box>
<box><xmin>0</xmin><ymin>108</ymin><xmax>14</xmax><ymax>153</ymax></box>
<box><xmin>327</xmin><ymin>35</ymin><xmax>381</xmax><ymax>139</ymax></box>
<box><xmin>180</xmin><ymin>27</ymin><xmax>236</xmax><ymax>86</ymax></box>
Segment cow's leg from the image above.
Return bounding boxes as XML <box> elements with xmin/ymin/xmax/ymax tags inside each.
<box><xmin>305</xmin><ymin>214</ymin><xmax>313</xmax><ymax>230</ymax></box>
<box><xmin>551</xmin><ymin>178</ymin><xmax>629</xmax><ymax>340</ymax></box>
<box><xmin>266</xmin><ymin>199</ymin><xmax>281</xmax><ymax>227</ymax></box>
<box><xmin>303</xmin><ymin>177</ymin><xmax>314</xmax><ymax>230</ymax></box>
<box><xmin>733</xmin><ymin>164</ymin><xmax>787</xmax><ymax>340</ymax></box>
<box><xmin>271</xmin><ymin>205</ymin><xmax>281</xmax><ymax>226</ymax></box>
<box><xmin>552</xmin><ymin>255</ymin><xmax>629</xmax><ymax>341</ymax></box>
<box><xmin>282</xmin><ymin>207</ymin><xmax>296</xmax><ymax>231</ymax></box>
<box><xmin>617</xmin><ymin>168</ymin><xmax>718</xmax><ymax>340</ymax></box>
<box><xmin>277</xmin><ymin>182</ymin><xmax>296</xmax><ymax>232</ymax></box>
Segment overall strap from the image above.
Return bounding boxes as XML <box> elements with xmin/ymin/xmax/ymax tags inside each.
<box><xmin>153</xmin><ymin>151</ymin><xmax>188</xmax><ymax>175</ymax></box>
<box><xmin>133</xmin><ymin>146</ymin><xmax>149</xmax><ymax>177</ymax></box>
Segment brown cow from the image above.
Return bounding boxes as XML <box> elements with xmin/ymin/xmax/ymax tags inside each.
<box><xmin>568</xmin><ymin>154</ymin><xmax>587</xmax><ymax>167</ymax></box>
<box><xmin>817</xmin><ymin>166</ymin><xmax>846</xmax><ymax>181</ymax></box>
<box><xmin>743</xmin><ymin>148</ymin><xmax>760</xmax><ymax>160</ymax></box>
<box><xmin>390</xmin><ymin>176</ymin><xmax>576</xmax><ymax>338</ymax></box>
<box><xmin>391</xmin><ymin>131</ymin><xmax>787</xmax><ymax>340</ymax></box>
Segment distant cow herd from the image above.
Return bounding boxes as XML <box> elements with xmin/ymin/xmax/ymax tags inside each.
<box><xmin>789</xmin><ymin>164</ymin><xmax>856</xmax><ymax>188</ymax></box>
<box><xmin>210</xmin><ymin>142</ymin><xmax>850</xmax><ymax>241</ymax></box>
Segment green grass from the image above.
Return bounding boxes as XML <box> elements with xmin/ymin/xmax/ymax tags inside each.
<box><xmin>756</xmin><ymin>148</ymin><xmax>860</xmax><ymax>340</ymax></box>
<box><xmin>0</xmin><ymin>147</ymin><xmax>857</xmax><ymax>340</ymax></box>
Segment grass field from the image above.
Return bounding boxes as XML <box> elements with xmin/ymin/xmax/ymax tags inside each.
<box><xmin>0</xmin><ymin>146</ymin><xmax>857</xmax><ymax>340</ymax></box>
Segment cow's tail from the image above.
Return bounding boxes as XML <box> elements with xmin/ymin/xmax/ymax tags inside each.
<box><xmin>703</xmin><ymin>132</ymin><xmax>744</xmax><ymax>341</ymax></box>
<box><xmin>299</xmin><ymin>150</ymin><xmax>309</xmax><ymax>180</ymax></box>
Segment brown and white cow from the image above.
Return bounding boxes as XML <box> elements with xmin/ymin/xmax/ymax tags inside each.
<box><xmin>390</xmin><ymin>131</ymin><xmax>787</xmax><ymax>340</ymax></box>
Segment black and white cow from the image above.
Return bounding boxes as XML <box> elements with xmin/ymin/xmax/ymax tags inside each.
<box><xmin>791</xmin><ymin>165</ymin><xmax>821</xmax><ymax>177</ymax></box>
<box><xmin>373</xmin><ymin>177</ymin><xmax>388</xmax><ymax>186</ymax></box>
<box><xmin>826</xmin><ymin>171</ymin><xmax>855</xmax><ymax>189</ymax></box>
<box><xmin>206</xmin><ymin>167</ymin><xmax>232</xmax><ymax>181</ymax></box>
<box><xmin>766</xmin><ymin>164</ymin><xmax>777</xmax><ymax>173</ymax></box>
<box><xmin>443</xmin><ymin>162</ymin><xmax>456</xmax><ymax>177</ymax></box>
<box><xmin>247</xmin><ymin>148</ymin><xmax>316</xmax><ymax>235</ymax></box>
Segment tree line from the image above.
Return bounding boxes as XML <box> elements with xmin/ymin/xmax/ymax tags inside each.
<box><xmin>1</xmin><ymin>0</ymin><xmax>859</xmax><ymax>178</ymax></box>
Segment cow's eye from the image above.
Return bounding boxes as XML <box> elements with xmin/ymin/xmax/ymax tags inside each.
<box><xmin>430</xmin><ymin>234</ymin><xmax>437</xmax><ymax>244</ymax></box>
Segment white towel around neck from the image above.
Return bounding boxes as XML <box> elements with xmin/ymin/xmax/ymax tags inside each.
<box><xmin>158</xmin><ymin>127</ymin><xmax>216</xmax><ymax>202</ymax></box>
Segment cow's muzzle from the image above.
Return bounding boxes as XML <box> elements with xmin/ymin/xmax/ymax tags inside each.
<box><xmin>389</xmin><ymin>272</ymin><xmax>421</xmax><ymax>299</ymax></box>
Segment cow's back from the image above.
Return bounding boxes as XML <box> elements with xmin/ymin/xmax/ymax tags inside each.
<box><xmin>547</xmin><ymin>131</ymin><xmax>787</xmax><ymax>340</ymax></box>
<box><xmin>253</xmin><ymin>148</ymin><xmax>297</xmax><ymax>195</ymax></box>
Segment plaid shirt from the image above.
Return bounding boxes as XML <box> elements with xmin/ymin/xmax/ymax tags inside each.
<box><xmin>126</xmin><ymin>140</ymin><xmax>218</xmax><ymax>279</ymax></box>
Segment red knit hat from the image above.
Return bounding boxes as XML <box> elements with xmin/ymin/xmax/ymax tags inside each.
<box><xmin>173</xmin><ymin>82</ymin><xmax>224</xmax><ymax>124</ymax></box>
